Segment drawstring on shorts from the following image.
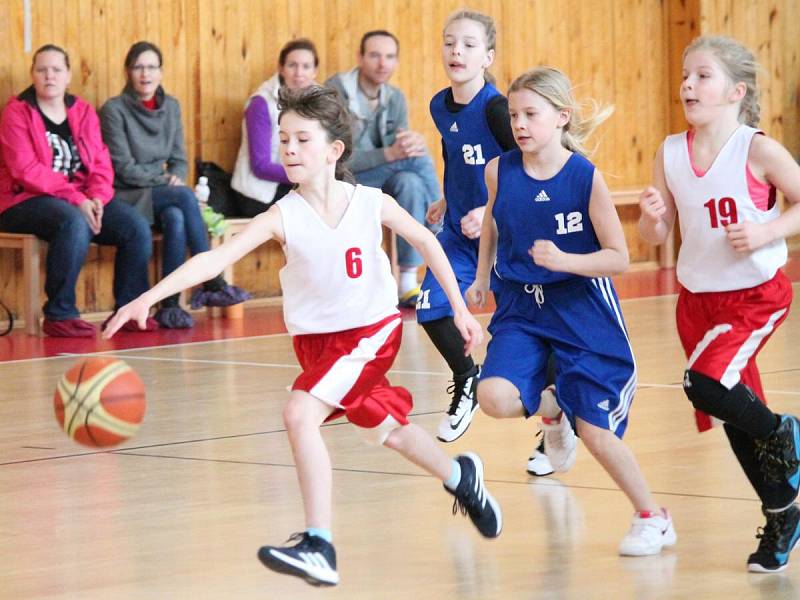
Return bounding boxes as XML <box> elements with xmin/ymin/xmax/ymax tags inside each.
<box><xmin>524</xmin><ymin>284</ymin><xmax>544</xmax><ymax>308</ymax></box>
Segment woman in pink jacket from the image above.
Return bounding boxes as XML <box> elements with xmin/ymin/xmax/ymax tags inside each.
<box><xmin>0</xmin><ymin>44</ymin><xmax>155</xmax><ymax>337</ymax></box>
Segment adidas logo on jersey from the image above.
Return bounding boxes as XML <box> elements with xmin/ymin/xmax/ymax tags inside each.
<box><xmin>534</xmin><ymin>190</ymin><xmax>550</xmax><ymax>202</ymax></box>
<box><xmin>450</xmin><ymin>122</ymin><xmax>459</xmax><ymax>132</ymax></box>
<box><xmin>597</xmin><ymin>399</ymin><xmax>610</xmax><ymax>411</ymax></box>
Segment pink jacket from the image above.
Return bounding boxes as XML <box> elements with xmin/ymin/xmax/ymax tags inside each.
<box><xmin>0</xmin><ymin>87</ymin><xmax>115</xmax><ymax>214</ymax></box>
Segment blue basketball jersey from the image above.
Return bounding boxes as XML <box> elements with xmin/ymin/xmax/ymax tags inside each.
<box><xmin>430</xmin><ymin>83</ymin><xmax>504</xmax><ymax>239</ymax></box>
<box><xmin>493</xmin><ymin>150</ymin><xmax>599</xmax><ymax>285</ymax></box>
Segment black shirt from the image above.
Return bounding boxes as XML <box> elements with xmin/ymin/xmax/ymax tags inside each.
<box><xmin>36</xmin><ymin>104</ymin><xmax>83</xmax><ymax>179</ymax></box>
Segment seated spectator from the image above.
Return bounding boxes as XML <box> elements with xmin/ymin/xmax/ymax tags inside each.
<box><xmin>101</xmin><ymin>41</ymin><xmax>249</xmax><ymax>329</ymax></box>
<box><xmin>326</xmin><ymin>30</ymin><xmax>442</xmax><ymax>307</ymax></box>
<box><xmin>0</xmin><ymin>44</ymin><xmax>156</xmax><ymax>337</ymax></box>
<box><xmin>231</xmin><ymin>38</ymin><xmax>319</xmax><ymax>217</ymax></box>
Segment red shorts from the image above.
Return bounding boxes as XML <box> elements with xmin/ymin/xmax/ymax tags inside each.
<box><xmin>676</xmin><ymin>271</ymin><xmax>792</xmax><ymax>431</ymax></box>
<box><xmin>292</xmin><ymin>314</ymin><xmax>412</xmax><ymax>430</ymax></box>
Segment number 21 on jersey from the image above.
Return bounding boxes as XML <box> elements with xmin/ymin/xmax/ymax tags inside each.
<box><xmin>462</xmin><ymin>144</ymin><xmax>486</xmax><ymax>165</ymax></box>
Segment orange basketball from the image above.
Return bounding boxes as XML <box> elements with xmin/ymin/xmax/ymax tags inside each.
<box><xmin>54</xmin><ymin>357</ymin><xmax>146</xmax><ymax>448</ymax></box>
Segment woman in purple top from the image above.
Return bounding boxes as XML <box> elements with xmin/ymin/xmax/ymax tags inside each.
<box><xmin>231</xmin><ymin>39</ymin><xmax>319</xmax><ymax>217</ymax></box>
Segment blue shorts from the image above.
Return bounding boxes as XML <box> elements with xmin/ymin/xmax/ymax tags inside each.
<box><xmin>416</xmin><ymin>229</ymin><xmax>479</xmax><ymax>323</ymax></box>
<box><xmin>480</xmin><ymin>276</ymin><xmax>636</xmax><ymax>437</ymax></box>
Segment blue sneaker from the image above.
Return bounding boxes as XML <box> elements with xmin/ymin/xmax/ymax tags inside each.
<box><xmin>154</xmin><ymin>306</ymin><xmax>194</xmax><ymax>329</ymax></box>
<box><xmin>748</xmin><ymin>504</ymin><xmax>800</xmax><ymax>572</ymax></box>
<box><xmin>190</xmin><ymin>284</ymin><xmax>251</xmax><ymax>309</ymax></box>
<box><xmin>756</xmin><ymin>415</ymin><xmax>800</xmax><ymax>499</ymax></box>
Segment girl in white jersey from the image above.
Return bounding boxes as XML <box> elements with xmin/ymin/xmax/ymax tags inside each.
<box><xmin>103</xmin><ymin>85</ymin><xmax>502</xmax><ymax>587</ymax></box>
<box><xmin>639</xmin><ymin>35</ymin><xmax>800</xmax><ymax>573</ymax></box>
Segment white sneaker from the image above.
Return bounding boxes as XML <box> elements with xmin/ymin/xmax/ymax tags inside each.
<box><xmin>526</xmin><ymin>434</ymin><xmax>555</xmax><ymax>476</ymax></box>
<box><xmin>541</xmin><ymin>411</ymin><xmax>577</xmax><ymax>472</ymax></box>
<box><xmin>437</xmin><ymin>367</ymin><xmax>480</xmax><ymax>443</ymax></box>
<box><xmin>618</xmin><ymin>509</ymin><xmax>677</xmax><ymax>556</ymax></box>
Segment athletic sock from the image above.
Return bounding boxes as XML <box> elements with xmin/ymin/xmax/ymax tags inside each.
<box><xmin>444</xmin><ymin>459</ymin><xmax>462</xmax><ymax>491</ymax></box>
<box><xmin>306</xmin><ymin>527</ymin><xmax>332</xmax><ymax>543</ymax></box>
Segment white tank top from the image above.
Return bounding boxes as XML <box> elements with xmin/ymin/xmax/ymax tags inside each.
<box><xmin>278</xmin><ymin>182</ymin><xmax>399</xmax><ymax>335</ymax></box>
<box><xmin>663</xmin><ymin>125</ymin><xmax>786</xmax><ymax>293</ymax></box>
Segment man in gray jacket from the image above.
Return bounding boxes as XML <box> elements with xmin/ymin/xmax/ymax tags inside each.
<box><xmin>326</xmin><ymin>30</ymin><xmax>441</xmax><ymax>307</ymax></box>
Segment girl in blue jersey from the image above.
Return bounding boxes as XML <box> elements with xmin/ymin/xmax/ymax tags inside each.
<box><xmin>468</xmin><ymin>67</ymin><xmax>676</xmax><ymax>556</ymax></box>
<box><xmin>420</xmin><ymin>11</ymin><xmax>568</xmax><ymax>475</ymax></box>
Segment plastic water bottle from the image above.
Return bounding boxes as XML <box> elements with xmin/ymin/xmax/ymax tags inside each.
<box><xmin>194</xmin><ymin>176</ymin><xmax>210</xmax><ymax>208</ymax></box>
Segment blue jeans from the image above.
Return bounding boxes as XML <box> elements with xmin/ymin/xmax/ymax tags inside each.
<box><xmin>0</xmin><ymin>196</ymin><xmax>152</xmax><ymax>320</ymax></box>
<box><xmin>354</xmin><ymin>155</ymin><xmax>441</xmax><ymax>268</ymax></box>
<box><xmin>151</xmin><ymin>185</ymin><xmax>210</xmax><ymax>277</ymax></box>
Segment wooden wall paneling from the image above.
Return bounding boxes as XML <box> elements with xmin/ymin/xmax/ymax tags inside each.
<box><xmin>185</xmin><ymin>0</ymin><xmax>201</xmax><ymax>176</ymax></box>
<box><xmin>611</xmin><ymin>0</ymin><xmax>654</xmax><ymax>263</ymax></box>
<box><xmin>665</xmin><ymin>0</ymin><xmax>699</xmax><ymax>134</ymax></box>
<box><xmin>326</xmin><ymin>0</ymin><xmax>353</xmax><ymax>77</ymax></box>
<box><xmin>0</xmin><ymin>3</ymin><xmax>14</xmax><ymax>105</ymax></box>
<box><xmin>782</xmin><ymin>0</ymin><xmax>800</xmax><ymax>158</ymax></box>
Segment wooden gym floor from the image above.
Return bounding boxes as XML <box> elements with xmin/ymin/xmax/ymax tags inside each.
<box><xmin>2</xmin><ymin>272</ymin><xmax>800</xmax><ymax>599</ymax></box>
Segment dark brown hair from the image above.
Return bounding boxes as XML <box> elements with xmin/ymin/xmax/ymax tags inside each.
<box><xmin>32</xmin><ymin>44</ymin><xmax>70</xmax><ymax>70</ymax></box>
<box><xmin>359</xmin><ymin>30</ymin><xmax>399</xmax><ymax>56</ymax></box>
<box><xmin>124</xmin><ymin>41</ymin><xmax>163</xmax><ymax>70</ymax></box>
<box><xmin>278</xmin><ymin>38</ymin><xmax>319</xmax><ymax>68</ymax></box>
<box><xmin>277</xmin><ymin>85</ymin><xmax>354</xmax><ymax>183</ymax></box>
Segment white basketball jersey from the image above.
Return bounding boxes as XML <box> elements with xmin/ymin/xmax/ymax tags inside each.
<box><xmin>278</xmin><ymin>183</ymin><xmax>399</xmax><ymax>335</ymax></box>
<box><xmin>663</xmin><ymin>125</ymin><xmax>786</xmax><ymax>292</ymax></box>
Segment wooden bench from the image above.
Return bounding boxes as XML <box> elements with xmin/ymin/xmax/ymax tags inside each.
<box><xmin>0</xmin><ymin>232</ymin><xmax>42</xmax><ymax>335</ymax></box>
<box><xmin>0</xmin><ymin>231</ymin><xmax>168</xmax><ymax>336</ymax></box>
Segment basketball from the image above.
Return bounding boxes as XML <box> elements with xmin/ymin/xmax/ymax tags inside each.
<box><xmin>54</xmin><ymin>357</ymin><xmax>146</xmax><ymax>448</ymax></box>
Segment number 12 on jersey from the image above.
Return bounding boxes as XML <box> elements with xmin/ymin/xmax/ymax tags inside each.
<box><xmin>704</xmin><ymin>197</ymin><xmax>738</xmax><ymax>228</ymax></box>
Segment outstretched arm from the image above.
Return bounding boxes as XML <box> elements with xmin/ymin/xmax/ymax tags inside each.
<box><xmin>381</xmin><ymin>195</ymin><xmax>483</xmax><ymax>355</ymax></box>
<box><xmin>103</xmin><ymin>208</ymin><xmax>284</xmax><ymax>337</ymax></box>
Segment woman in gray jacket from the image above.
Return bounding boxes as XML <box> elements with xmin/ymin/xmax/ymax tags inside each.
<box><xmin>101</xmin><ymin>41</ymin><xmax>248</xmax><ymax>328</ymax></box>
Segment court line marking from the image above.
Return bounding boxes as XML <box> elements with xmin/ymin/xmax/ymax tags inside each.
<box><xmin>46</xmin><ymin>353</ymin><xmax>800</xmax><ymax>396</ymax></box>
<box><xmin>104</xmin><ymin>450</ymin><xmax>766</xmax><ymax>506</ymax></box>
<box><xmin>0</xmin><ymin>331</ymin><xmax>293</xmax><ymax>365</ymax></box>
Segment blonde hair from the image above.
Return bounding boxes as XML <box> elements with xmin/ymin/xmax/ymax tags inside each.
<box><xmin>683</xmin><ymin>35</ymin><xmax>760</xmax><ymax>127</ymax></box>
<box><xmin>443</xmin><ymin>9</ymin><xmax>496</xmax><ymax>85</ymax></box>
<box><xmin>508</xmin><ymin>67</ymin><xmax>614</xmax><ymax>157</ymax></box>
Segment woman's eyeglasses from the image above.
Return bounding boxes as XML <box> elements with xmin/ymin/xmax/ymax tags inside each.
<box><xmin>130</xmin><ymin>65</ymin><xmax>161</xmax><ymax>74</ymax></box>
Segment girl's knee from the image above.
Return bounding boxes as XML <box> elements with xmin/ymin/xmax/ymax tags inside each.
<box><xmin>282</xmin><ymin>400</ymin><xmax>306</xmax><ymax>433</ymax></box>
<box><xmin>576</xmin><ymin>419</ymin><xmax>615</xmax><ymax>451</ymax></box>
<box><xmin>477</xmin><ymin>379</ymin><xmax>516</xmax><ymax>418</ymax></box>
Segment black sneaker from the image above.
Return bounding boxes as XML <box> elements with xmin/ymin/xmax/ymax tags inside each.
<box><xmin>445</xmin><ymin>452</ymin><xmax>502</xmax><ymax>538</ymax></box>
<box><xmin>748</xmin><ymin>505</ymin><xmax>800</xmax><ymax>572</ymax></box>
<box><xmin>755</xmin><ymin>415</ymin><xmax>800</xmax><ymax>499</ymax></box>
<box><xmin>437</xmin><ymin>366</ymin><xmax>481</xmax><ymax>443</ymax></box>
<box><xmin>257</xmin><ymin>532</ymin><xmax>339</xmax><ymax>586</ymax></box>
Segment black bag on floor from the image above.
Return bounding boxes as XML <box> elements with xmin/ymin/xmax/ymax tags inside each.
<box><xmin>0</xmin><ymin>299</ymin><xmax>13</xmax><ymax>336</ymax></box>
<box><xmin>195</xmin><ymin>160</ymin><xmax>241</xmax><ymax>217</ymax></box>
